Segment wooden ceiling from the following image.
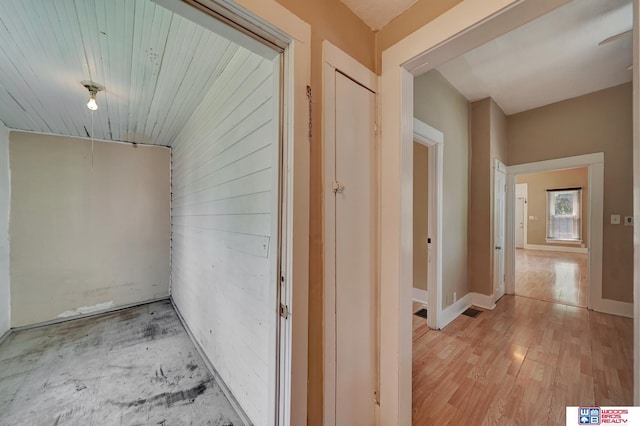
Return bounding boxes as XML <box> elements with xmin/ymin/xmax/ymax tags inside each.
<box><xmin>0</xmin><ymin>0</ymin><xmax>253</xmax><ymax>146</ymax></box>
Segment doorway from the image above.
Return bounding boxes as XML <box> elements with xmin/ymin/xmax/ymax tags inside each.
<box><xmin>513</xmin><ymin>167</ymin><xmax>589</xmax><ymax>307</ymax></box>
<box><xmin>412</xmin><ymin>118</ymin><xmax>443</xmax><ymax>330</ymax></box>
<box><xmin>379</xmin><ymin>0</ymin><xmax>639</xmax><ymax>421</ymax></box>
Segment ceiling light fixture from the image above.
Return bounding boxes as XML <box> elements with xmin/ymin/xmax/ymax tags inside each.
<box><xmin>81</xmin><ymin>80</ymin><xmax>104</xmax><ymax>111</ymax></box>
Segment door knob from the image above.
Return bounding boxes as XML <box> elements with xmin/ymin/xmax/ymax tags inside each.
<box><xmin>331</xmin><ymin>181</ymin><xmax>345</xmax><ymax>193</ymax></box>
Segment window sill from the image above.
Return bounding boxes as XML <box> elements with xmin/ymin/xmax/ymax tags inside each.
<box><xmin>545</xmin><ymin>239</ymin><xmax>583</xmax><ymax>245</ymax></box>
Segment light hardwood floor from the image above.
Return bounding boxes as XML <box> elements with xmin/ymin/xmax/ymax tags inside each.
<box><xmin>412</xmin><ymin>296</ymin><xmax>633</xmax><ymax>425</ymax></box>
<box><xmin>515</xmin><ymin>249</ymin><xmax>587</xmax><ymax>307</ymax></box>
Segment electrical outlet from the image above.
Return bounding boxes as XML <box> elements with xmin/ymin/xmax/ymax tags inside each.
<box><xmin>624</xmin><ymin>216</ymin><xmax>634</xmax><ymax>227</ymax></box>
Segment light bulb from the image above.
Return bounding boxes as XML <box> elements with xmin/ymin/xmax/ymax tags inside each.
<box><xmin>87</xmin><ymin>93</ymin><xmax>98</xmax><ymax>111</ymax></box>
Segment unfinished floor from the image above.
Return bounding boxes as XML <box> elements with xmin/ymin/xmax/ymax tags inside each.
<box><xmin>0</xmin><ymin>300</ymin><xmax>242</xmax><ymax>425</ymax></box>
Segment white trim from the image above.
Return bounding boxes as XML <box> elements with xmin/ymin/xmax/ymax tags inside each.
<box><xmin>380</xmin><ymin>1</ymin><xmax>571</xmax><ymax>422</ymax></box>
<box><xmin>506</xmin><ymin>153</ymin><xmax>603</xmax><ymax>316</ymax></box>
<box><xmin>413</xmin><ymin>118</ymin><xmax>443</xmax><ymax>145</ymax></box>
<box><xmin>322</xmin><ymin>41</ymin><xmax>378</xmax><ymax>426</ymax></box>
<box><xmin>438</xmin><ymin>292</ymin><xmax>499</xmax><ymax>329</ymax></box>
<box><xmin>439</xmin><ymin>293</ymin><xmax>472</xmax><ymax>329</ymax></box>
<box><xmin>471</xmin><ymin>292</ymin><xmax>498</xmax><ymax>311</ymax></box>
<box><xmin>590</xmin><ymin>298</ymin><xmax>634</xmax><ymax>318</ymax></box>
<box><xmin>412</xmin><ymin>288</ymin><xmax>428</xmax><ymax>305</ymax></box>
<box><xmin>509</xmin><ymin>152</ymin><xmax>604</xmax><ymax>174</ymax></box>
<box><xmin>323</xmin><ymin>42</ymin><xmax>377</xmax><ymax>93</ymax></box>
<box><xmin>524</xmin><ymin>244</ymin><xmax>589</xmax><ymax>254</ymax></box>
<box><xmin>412</xmin><ymin>118</ymin><xmax>444</xmax><ymax>331</ymax></box>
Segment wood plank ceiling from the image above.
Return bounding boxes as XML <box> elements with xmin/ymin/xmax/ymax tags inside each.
<box><xmin>0</xmin><ymin>0</ymin><xmax>248</xmax><ymax>146</ymax></box>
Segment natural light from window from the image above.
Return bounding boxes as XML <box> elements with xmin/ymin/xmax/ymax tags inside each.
<box><xmin>546</xmin><ymin>188</ymin><xmax>582</xmax><ymax>242</ymax></box>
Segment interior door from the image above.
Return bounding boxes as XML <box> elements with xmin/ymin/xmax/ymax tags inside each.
<box><xmin>494</xmin><ymin>163</ymin><xmax>506</xmax><ymax>299</ymax></box>
<box><xmin>333</xmin><ymin>71</ymin><xmax>377</xmax><ymax>426</ymax></box>
<box><xmin>515</xmin><ymin>197</ymin><xmax>524</xmax><ymax>248</ymax></box>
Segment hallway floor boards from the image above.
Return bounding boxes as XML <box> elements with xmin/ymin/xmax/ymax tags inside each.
<box><xmin>0</xmin><ymin>300</ymin><xmax>242</xmax><ymax>425</ymax></box>
<box><xmin>412</xmin><ymin>295</ymin><xmax>632</xmax><ymax>425</ymax></box>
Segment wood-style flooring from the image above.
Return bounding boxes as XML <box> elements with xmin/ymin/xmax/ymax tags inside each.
<box><xmin>0</xmin><ymin>301</ymin><xmax>242</xmax><ymax>425</ymax></box>
<box><xmin>515</xmin><ymin>248</ymin><xmax>587</xmax><ymax>307</ymax></box>
<box><xmin>412</xmin><ymin>296</ymin><xmax>633</xmax><ymax>425</ymax></box>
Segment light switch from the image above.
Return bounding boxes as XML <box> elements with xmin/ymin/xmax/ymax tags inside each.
<box><xmin>624</xmin><ymin>216</ymin><xmax>634</xmax><ymax>227</ymax></box>
<box><xmin>611</xmin><ymin>214</ymin><xmax>620</xmax><ymax>225</ymax></box>
<box><xmin>529</xmin><ymin>215</ymin><xmax>534</xmax><ymax>220</ymax></box>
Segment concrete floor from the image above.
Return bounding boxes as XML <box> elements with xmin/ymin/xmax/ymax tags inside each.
<box><xmin>0</xmin><ymin>300</ymin><xmax>242</xmax><ymax>425</ymax></box>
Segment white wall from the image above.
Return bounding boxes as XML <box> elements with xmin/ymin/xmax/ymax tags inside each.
<box><xmin>9</xmin><ymin>132</ymin><xmax>171</xmax><ymax>326</ymax></box>
<box><xmin>0</xmin><ymin>122</ymin><xmax>10</xmax><ymax>336</ymax></box>
<box><xmin>170</xmin><ymin>48</ymin><xmax>278</xmax><ymax>425</ymax></box>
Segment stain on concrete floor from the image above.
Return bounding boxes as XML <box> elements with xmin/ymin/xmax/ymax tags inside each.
<box><xmin>0</xmin><ymin>300</ymin><xmax>242</xmax><ymax>425</ymax></box>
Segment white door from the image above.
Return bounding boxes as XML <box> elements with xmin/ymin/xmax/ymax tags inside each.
<box><xmin>494</xmin><ymin>162</ymin><xmax>506</xmax><ymax>299</ymax></box>
<box><xmin>333</xmin><ymin>71</ymin><xmax>377</xmax><ymax>426</ymax></box>
<box><xmin>515</xmin><ymin>198</ymin><xmax>524</xmax><ymax>248</ymax></box>
<box><xmin>515</xmin><ymin>183</ymin><xmax>527</xmax><ymax>249</ymax></box>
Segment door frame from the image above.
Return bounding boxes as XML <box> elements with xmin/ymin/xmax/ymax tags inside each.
<box><xmin>515</xmin><ymin>183</ymin><xmax>528</xmax><ymax>248</ymax></box>
<box><xmin>150</xmin><ymin>1</ymin><xmax>310</xmax><ymax>424</ymax></box>
<box><xmin>504</xmin><ymin>153</ymin><xmax>631</xmax><ymax>318</ymax></box>
<box><xmin>412</xmin><ymin>118</ymin><xmax>443</xmax><ymax>330</ymax></box>
<box><xmin>494</xmin><ymin>160</ymin><xmax>507</xmax><ymax>300</ymax></box>
<box><xmin>322</xmin><ymin>40</ymin><xmax>378</xmax><ymax>426</ymax></box>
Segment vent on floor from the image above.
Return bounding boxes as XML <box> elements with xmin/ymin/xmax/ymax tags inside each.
<box><xmin>462</xmin><ymin>308</ymin><xmax>482</xmax><ymax>318</ymax></box>
<box><xmin>414</xmin><ymin>308</ymin><xmax>428</xmax><ymax>319</ymax></box>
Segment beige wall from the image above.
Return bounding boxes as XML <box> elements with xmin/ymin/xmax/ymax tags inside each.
<box><xmin>414</xmin><ymin>69</ymin><xmax>469</xmax><ymax>308</ymax></box>
<box><xmin>375</xmin><ymin>0</ymin><xmax>463</xmax><ymax>72</ymax></box>
<box><xmin>271</xmin><ymin>1</ymin><xmax>375</xmax><ymax>423</ymax></box>
<box><xmin>508</xmin><ymin>83</ymin><xmax>633</xmax><ymax>303</ymax></box>
<box><xmin>469</xmin><ymin>98</ymin><xmax>508</xmax><ymax>296</ymax></box>
<box><xmin>516</xmin><ymin>168</ymin><xmax>589</xmax><ymax>247</ymax></box>
<box><xmin>413</xmin><ymin>142</ymin><xmax>429</xmax><ymax>292</ymax></box>
<box><xmin>9</xmin><ymin>132</ymin><xmax>170</xmax><ymax>326</ymax></box>
<box><xmin>469</xmin><ymin>99</ymin><xmax>492</xmax><ymax>296</ymax></box>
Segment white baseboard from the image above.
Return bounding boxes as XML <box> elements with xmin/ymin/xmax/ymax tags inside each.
<box><xmin>412</xmin><ymin>288</ymin><xmax>428</xmax><ymax>305</ymax></box>
<box><xmin>439</xmin><ymin>293</ymin><xmax>472</xmax><ymax>329</ymax></box>
<box><xmin>471</xmin><ymin>292</ymin><xmax>497</xmax><ymax>310</ymax></box>
<box><xmin>591</xmin><ymin>298</ymin><xmax>634</xmax><ymax>318</ymax></box>
<box><xmin>524</xmin><ymin>244</ymin><xmax>588</xmax><ymax>254</ymax></box>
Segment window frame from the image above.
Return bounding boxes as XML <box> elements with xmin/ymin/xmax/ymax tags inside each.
<box><xmin>546</xmin><ymin>187</ymin><xmax>583</xmax><ymax>243</ymax></box>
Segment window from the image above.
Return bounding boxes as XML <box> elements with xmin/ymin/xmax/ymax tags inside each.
<box><xmin>546</xmin><ymin>188</ymin><xmax>582</xmax><ymax>241</ymax></box>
